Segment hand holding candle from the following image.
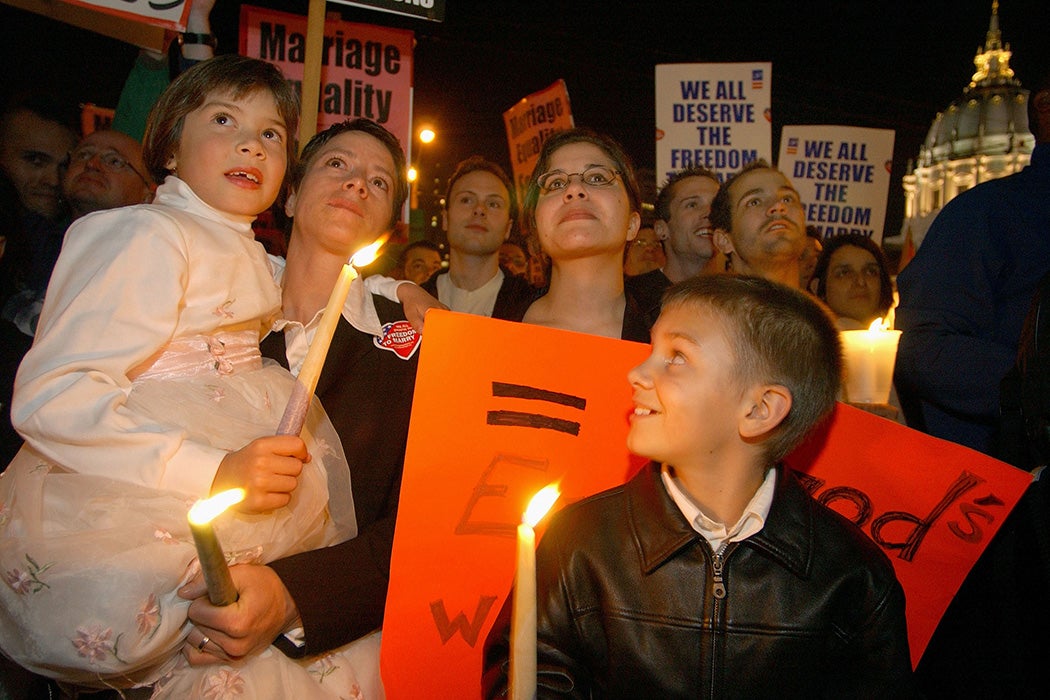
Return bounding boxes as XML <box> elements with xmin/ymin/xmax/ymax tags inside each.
<box><xmin>510</xmin><ymin>484</ymin><xmax>560</xmax><ymax>700</ymax></box>
<box><xmin>187</xmin><ymin>488</ymin><xmax>246</xmax><ymax>606</ymax></box>
<box><xmin>840</xmin><ymin>317</ymin><xmax>902</xmax><ymax>405</ymax></box>
<box><xmin>276</xmin><ymin>236</ymin><xmax>388</xmax><ymax>436</ymax></box>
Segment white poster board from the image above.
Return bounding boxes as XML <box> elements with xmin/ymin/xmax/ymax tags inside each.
<box><xmin>779</xmin><ymin>125</ymin><xmax>896</xmax><ymax>243</ymax></box>
<box><xmin>655</xmin><ymin>62</ymin><xmax>772</xmax><ymax>184</ymax></box>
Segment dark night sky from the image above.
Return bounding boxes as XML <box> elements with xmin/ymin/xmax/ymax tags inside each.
<box><xmin>2</xmin><ymin>0</ymin><xmax>1049</xmax><ymax>239</ymax></box>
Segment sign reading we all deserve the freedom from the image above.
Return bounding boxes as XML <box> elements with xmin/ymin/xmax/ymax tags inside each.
<box><xmin>656</xmin><ymin>62</ymin><xmax>772</xmax><ymax>184</ymax></box>
<box><xmin>779</xmin><ymin>125</ymin><xmax>896</xmax><ymax>244</ymax></box>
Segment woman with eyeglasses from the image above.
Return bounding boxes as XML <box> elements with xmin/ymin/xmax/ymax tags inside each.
<box><xmin>809</xmin><ymin>233</ymin><xmax>895</xmax><ymax>329</ymax></box>
<box><xmin>519</xmin><ymin>127</ymin><xmax>650</xmax><ymax>341</ymax></box>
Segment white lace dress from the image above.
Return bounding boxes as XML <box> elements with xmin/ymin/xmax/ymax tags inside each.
<box><xmin>0</xmin><ymin>178</ymin><xmax>367</xmax><ymax>697</ymax></box>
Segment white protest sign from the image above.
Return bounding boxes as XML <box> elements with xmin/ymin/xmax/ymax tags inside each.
<box><xmin>59</xmin><ymin>0</ymin><xmax>190</xmax><ymax>30</ymax></box>
<box><xmin>779</xmin><ymin>125</ymin><xmax>896</xmax><ymax>243</ymax></box>
<box><xmin>656</xmin><ymin>62</ymin><xmax>772</xmax><ymax>184</ymax></box>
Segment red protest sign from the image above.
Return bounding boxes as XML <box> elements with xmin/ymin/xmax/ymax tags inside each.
<box><xmin>381</xmin><ymin>311</ymin><xmax>648</xmax><ymax>698</ymax></box>
<box><xmin>239</xmin><ymin>4</ymin><xmax>413</xmax><ymax>148</ymax></box>
<box><xmin>381</xmin><ymin>312</ymin><xmax>1030</xmax><ymax>694</ymax></box>
<box><xmin>784</xmin><ymin>402</ymin><xmax>1031</xmax><ymax>668</ymax></box>
<box><xmin>503</xmin><ymin>80</ymin><xmax>574</xmax><ymax>206</ymax></box>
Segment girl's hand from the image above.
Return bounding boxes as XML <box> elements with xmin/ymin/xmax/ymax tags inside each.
<box><xmin>395</xmin><ymin>281</ymin><xmax>447</xmax><ymax>333</ymax></box>
<box><xmin>212</xmin><ymin>435</ymin><xmax>308</xmax><ymax>513</ymax></box>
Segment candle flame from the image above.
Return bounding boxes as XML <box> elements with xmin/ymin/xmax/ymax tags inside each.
<box><xmin>188</xmin><ymin>488</ymin><xmax>246</xmax><ymax>525</ymax></box>
<box><xmin>868</xmin><ymin>317</ymin><xmax>889</xmax><ymax>332</ymax></box>
<box><xmin>349</xmin><ymin>234</ymin><xmax>389</xmax><ymax>268</ymax></box>
<box><xmin>524</xmin><ymin>484</ymin><xmax>560</xmax><ymax>527</ymax></box>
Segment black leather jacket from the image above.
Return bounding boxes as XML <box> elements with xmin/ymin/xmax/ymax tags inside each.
<box><xmin>483</xmin><ymin>463</ymin><xmax>916</xmax><ymax>698</ymax></box>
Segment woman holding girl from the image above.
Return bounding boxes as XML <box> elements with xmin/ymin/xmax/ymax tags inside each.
<box><xmin>0</xmin><ymin>55</ymin><xmax>362</xmax><ymax>695</ymax></box>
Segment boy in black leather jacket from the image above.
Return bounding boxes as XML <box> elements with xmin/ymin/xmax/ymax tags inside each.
<box><xmin>483</xmin><ymin>274</ymin><xmax>915</xmax><ymax>698</ymax></box>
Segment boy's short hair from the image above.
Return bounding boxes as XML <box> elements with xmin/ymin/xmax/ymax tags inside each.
<box><xmin>661</xmin><ymin>274</ymin><xmax>842</xmax><ymax>462</ymax></box>
<box><xmin>708</xmin><ymin>159</ymin><xmax>772</xmax><ymax>233</ymax></box>
<box><xmin>143</xmin><ymin>55</ymin><xmax>301</xmax><ymax>185</ymax></box>
<box><xmin>444</xmin><ymin>156</ymin><xmax>518</xmax><ymax>221</ymax></box>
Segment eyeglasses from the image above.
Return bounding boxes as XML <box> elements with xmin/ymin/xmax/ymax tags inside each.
<box><xmin>68</xmin><ymin>148</ymin><xmax>151</xmax><ymax>187</ymax></box>
<box><xmin>632</xmin><ymin>239</ymin><xmax>662</xmax><ymax>249</ymax></box>
<box><xmin>536</xmin><ymin>165</ymin><xmax>621</xmax><ymax>194</ymax></box>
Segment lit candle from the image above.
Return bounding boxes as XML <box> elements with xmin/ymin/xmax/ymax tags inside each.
<box><xmin>276</xmin><ymin>237</ymin><xmax>387</xmax><ymax>435</ymax></box>
<box><xmin>187</xmin><ymin>488</ymin><xmax>246</xmax><ymax>606</ymax></box>
<box><xmin>840</xmin><ymin>317</ymin><xmax>903</xmax><ymax>404</ymax></box>
<box><xmin>510</xmin><ymin>484</ymin><xmax>560</xmax><ymax>700</ymax></box>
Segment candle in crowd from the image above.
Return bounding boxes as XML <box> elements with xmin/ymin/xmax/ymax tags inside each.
<box><xmin>187</xmin><ymin>487</ymin><xmax>246</xmax><ymax>606</ymax></box>
<box><xmin>510</xmin><ymin>484</ymin><xmax>561</xmax><ymax>699</ymax></box>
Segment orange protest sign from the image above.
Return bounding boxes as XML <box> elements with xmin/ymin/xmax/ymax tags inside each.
<box><xmin>503</xmin><ymin>80</ymin><xmax>574</xmax><ymax>206</ymax></box>
<box><xmin>381</xmin><ymin>311</ymin><xmax>648</xmax><ymax>698</ymax></box>
<box><xmin>784</xmin><ymin>402</ymin><xmax>1031</xmax><ymax>668</ymax></box>
<box><xmin>381</xmin><ymin>312</ymin><xmax>1031</xmax><ymax>694</ymax></box>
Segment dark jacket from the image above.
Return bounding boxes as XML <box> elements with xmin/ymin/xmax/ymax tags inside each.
<box><xmin>483</xmin><ymin>463</ymin><xmax>915</xmax><ymax>699</ymax></box>
<box><xmin>422</xmin><ymin>267</ymin><xmax>536</xmax><ymax>322</ymax></box>
<box><xmin>261</xmin><ymin>295</ymin><xmax>418</xmax><ymax>654</ymax></box>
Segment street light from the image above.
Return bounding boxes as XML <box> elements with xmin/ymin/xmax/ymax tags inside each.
<box><xmin>411</xmin><ymin>126</ymin><xmax>439</xmax><ymax>237</ymax></box>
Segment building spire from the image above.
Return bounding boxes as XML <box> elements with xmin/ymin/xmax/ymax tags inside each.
<box><xmin>970</xmin><ymin>1</ymin><xmax>1016</xmax><ymax>88</ymax></box>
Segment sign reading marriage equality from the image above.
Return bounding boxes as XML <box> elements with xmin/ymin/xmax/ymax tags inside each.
<box><xmin>503</xmin><ymin>80</ymin><xmax>575</xmax><ymax>208</ymax></box>
<box><xmin>779</xmin><ymin>125</ymin><xmax>896</xmax><ymax>244</ymax></box>
<box><xmin>656</xmin><ymin>62</ymin><xmax>772</xmax><ymax>184</ymax></box>
<box><xmin>381</xmin><ymin>311</ymin><xmax>1031</xmax><ymax>695</ymax></box>
<box><xmin>239</xmin><ymin>4</ymin><xmax>413</xmax><ymax>149</ymax></box>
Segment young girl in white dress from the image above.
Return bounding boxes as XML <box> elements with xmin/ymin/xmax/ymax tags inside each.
<box><xmin>0</xmin><ymin>56</ymin><xmax>369</xmax><ymax>696</ymax></box>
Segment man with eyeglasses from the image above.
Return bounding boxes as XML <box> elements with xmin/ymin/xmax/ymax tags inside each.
<box><xmin>63</xmin><ymin>129</ymin><xmax>154</xmax><ymax>220</ymax></box>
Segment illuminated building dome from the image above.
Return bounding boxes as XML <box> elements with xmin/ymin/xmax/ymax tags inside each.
<box><xmin>898</xmin><ymin>1</ymin><xmax>1034</xmax><ymax>250</ymax></box>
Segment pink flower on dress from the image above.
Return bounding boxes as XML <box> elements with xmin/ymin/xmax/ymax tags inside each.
<box><xmin>313</xmin><ymin>437</ymin><xmax>334</xmax><ymax>458</ymax></box>
<box><xmin>309</xmin><ymin>654</ymin><xmax>339</xmax><ymax>683</ymax></box>
<box><xmin>210</xmin><ymin>386</ymin><xmax>227</xmax><ymax>403</ymax></box>
<box><xmin>72</xmin><ymin>625</ymin><xmax>113</xmax><ymax>663</ymax></box>
<box><xmin>207</xmin><ymin>337</ymin><xmax>234</xmax><ymax>375</ymax></box>
<box><xmin>213</xmin><ymin>300</ymin><xmax>235</xmax><ymax>319</ymax></box>
<box><xmin>4</xmin><ymin>554</ymin><xmax>51</xmax><ymax>593</ymax></box>
<box><xmin>4</xmin><ymin>568</ymin><xmax>33</xmax><ymax>594</ymax></box>
<box><xmin>153</xmin><ymin>528</ymin><xmax>175</xmax><ymax>544</ymax></box>
<box><xmin>201</xmin><ymin>668</ymin><xmax>245</xmax><ymax>699</ymax></box>
<box><xmin>136</xmin><ymin>593</ymin><xmax>161</xmax><ymax>636</ymax></box>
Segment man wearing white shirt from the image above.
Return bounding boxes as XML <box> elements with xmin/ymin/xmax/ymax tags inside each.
<box><xmin>423</xmin><ymin>156</ymin><xmax>534</xmax><ymax>320</ymax></box>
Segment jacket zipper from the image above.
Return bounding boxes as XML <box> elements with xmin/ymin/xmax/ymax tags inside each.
<box><xmin>705</xmin><ymin>541</ymin><xmax>736</xmax><ymax>699</ymax></box>
<box><xmin>711</xmin><ymin>542</ymin><xmax>729</xmax><ymax>599</ymax></box>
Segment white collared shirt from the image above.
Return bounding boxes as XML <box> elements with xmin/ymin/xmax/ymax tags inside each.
<box><xmin>436</xmin><ymin>268</ymin><xmax>503</xmax><ymax>317</ymax></box>
<box><xmin>268</xmin><ymin>258</ymin><xmax>405</xmax><ymax>376</ymax></box>
<box><xmin>661</xmin><ymin>464</ymin><xmax>777</xmax><ymax>552</ymax></box>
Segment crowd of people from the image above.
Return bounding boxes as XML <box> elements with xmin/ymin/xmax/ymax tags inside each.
<box><xmin>1</xmin><ymin>26</ymin><xmax>1048</xmax><ymax>699</ymax></box>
